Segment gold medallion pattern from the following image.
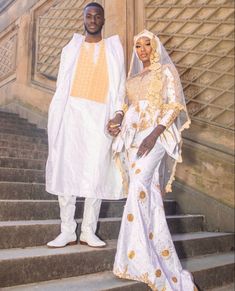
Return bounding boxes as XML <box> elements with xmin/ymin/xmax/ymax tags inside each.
<box><xmin>139</xmin><ymin>191</ymin><xmax>146</xmax><ymax>199</ymax></box>
<box><xmin>128</xmin><ymin>250</ymin><xmax>135</xmax><ymax>259</ymax></box>
<box><xmin>155</xmin><ymin>269</ymin><xmax>162</xmax><ymax>277</ymax></box>
<box><xmin>161</xmin><ymin>249</ymin><xmax>170</xmax><ymax>258</ymax></box>
<box><xmin>127</xmin><ymin>213</ymin><xmax>134</xmax><ymax>222</ymax></box>
<box><xmin>131</xmin><ymin>162</ymin><xmax>136</xmax><ymax>168</ymax></box>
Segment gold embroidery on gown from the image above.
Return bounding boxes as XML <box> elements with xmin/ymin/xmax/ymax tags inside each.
<box><xmin>126</xmin><ymin>70</ymin><xmax>153</xmax><ymax>105</ymax></box>
<box><xmin>126</xmin><ymin>68</ymin><xmax>184</xmax><ymax>132</ymax></box>
<box><xmin>70</xmin><ymin>40</ymin><xmax>109</xmax><ymax>103</ymax></box>
<box><xmin>113</xmin><ymin>30</ymin><xmax>195</xmax><ymax>291</ymax></box>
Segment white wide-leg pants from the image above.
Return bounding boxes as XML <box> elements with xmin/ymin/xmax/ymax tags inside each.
<box><xmin>58</xmin><ymin>196</ymin><xmax>101</xmax><ymax>235</ymax></box>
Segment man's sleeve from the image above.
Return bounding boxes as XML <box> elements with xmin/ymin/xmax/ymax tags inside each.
<box><xmin>115</xmin><ymin>60</ymin><xmax>126</xmax><ymax>112</ymax></box>
<box><xmin>56</xmin><ymin>48</ymin><xmax>66</xmax><ymax>89</ymax></box>
<box><xmin>114</xmin><ymin>36</ymin><xmax>126</xmax><ymax>113</ymax></box>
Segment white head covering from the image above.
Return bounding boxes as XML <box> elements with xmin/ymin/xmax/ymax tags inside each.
<box><xmin>128</xmin><ymin>29</ymin><xmax>190</xmax><ymax>133</ymax></box>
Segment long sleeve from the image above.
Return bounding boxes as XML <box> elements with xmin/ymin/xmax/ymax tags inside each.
<box><xmin>159</xmin><ymin>66</ymin><xmax>184</xmax><ymax>128</ymax></box>
<box><xmin>114</xmin><ymin>37</ymin><xmax>126</xmax><ymax>112</ymax></box>
<box><xmin>115</xmin><ymin>62</ymin><xmax>126</xmax><ymax>112</ymax></box>
<box><xmin>47</xmin><ymin>49</ymin><xmax>66</xmax><ymax>148</ymax></box>
<box><xmin>56</xmin><ymin>48</ymin><xmax>66</xmax><ymax>90</ymax></box>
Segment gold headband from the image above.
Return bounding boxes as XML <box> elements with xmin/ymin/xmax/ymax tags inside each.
<box><xmin>134</xmin><ymin>30</ymin><xmax>158</xmax><ymax>58</ymax></box>
<box><xmin>134</xmin><ymin>29</ymin><xmax>155</xmax><ymax>45</ymax></box>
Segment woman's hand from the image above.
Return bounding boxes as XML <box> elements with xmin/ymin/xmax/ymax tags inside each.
<box><xmin>136</xmin><ymin>132</ymin><xmax>158</xmax><ymax>158</ymax></box>
<box><xmin>107</xmin><ymin>113</ymin><xmax>124</xmax><ymax>137</ymax></box>
<box><xmin>136</xmin><ymin>125</ymin><xmax>166</xmax><ymax>158</ymax></box>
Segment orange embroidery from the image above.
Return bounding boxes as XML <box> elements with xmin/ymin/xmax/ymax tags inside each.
<box><xmin>172</xmin><ymin>277</ymin><xmax>178</xmax><ymax>283</ymax></box>
<box><xmin>70</xmin><ymin>41</ymin><xmax>108</xmax><ymax>103</ymax></box>
<box><xmin>149</xmin><ymin>232</ymin><xmax>154</xmax><ymax>240</ymax></box>
<box><xmin>135</xmin><ymin>169</ymin><xmax>141</xmax><ymax>174</ymax></box>
<box><xmin>128</xmin><ymin>250</ymin><xmax>135</xmax><ymax>259</ymax></box>
<box><xmin>139</xmin><ymin>191</ymin><xmax>146</xmax><ymax>199</ymax></box>
<box><xmin>161</xmin><ymin>249</ymin><xmax>170</xmax><ymax>257</ymax></box>
<box><xmin>131</xmin><ymin>162</ymin><xmax>136</xmax><ymax>168</ymax></box>
<box><xmin>155</xmin><ymin>269</ymin><xmax>161</xmax><ymax>277</ymax></box>
<box><xmin>132</xmin><ymin>123</ymin><xmax>138</xmax><ymax>129</ymax></box>
<box><xmin>127</xmin><ymin>214</ymin><xmax>134</xmax><ymax>222</ymax></box>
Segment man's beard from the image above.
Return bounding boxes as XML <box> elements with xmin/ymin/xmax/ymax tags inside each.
<box><xmin>84</xmin><ymin>24</ymin><xmax>103</xmax><ymax>35</ymax></box>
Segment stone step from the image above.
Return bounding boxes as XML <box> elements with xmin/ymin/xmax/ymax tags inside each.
<box><xmin>0</xmin><ymin>240</ymin><xmax>233</xmax><ymax>288</ymax></box>
<box><xmin>0</xmin><ymin>182</ymin><xmax>51</xmax><ymax>200</ymax></box>
<box><xmin>0</xmin><ymin>128</ymin><xmax>46</xmax><ymax>137</ymax></box>
<box><xmin>0</xmin><ymin>123</ymin><xmax>36</xmax><ymax>131</ymax></box>
<box><xmin>0</xmin><ymin>271</ymin><xmax>149</xmax><ymax>291</ymax></box>
<box><xmin>0</xmin><ymin>113</ymin><xmax>29</xmax><ymax>119</ymax></box>
<box><xmin>0</xmin><ymin>241</ymin><xmax>117</xmax><ymax>288</ymax></box>
<box><xmin>0</xmin><ymin>117</ymin><xmax>43</xmax><ymax>127</ymax></box>
<box><xmin>0</xmin><ymin>123</ymin><xmax>37</xmax><ymax>131</ymax></box>
<box><xmin>0</xmin><ymin>117</ymin><xmax>33</xmax><ymax>125</ymax></box>
<box><xmin>182</xmin><ymin>252</ymin><xmax>234</xmax><ymax>290</ymax></box>
<box><xmin>206</xmin><ymin>283</ymin><xmax>235</xmax><ymax>291</ymax></box>
<box><xmin>0</xmin><ymin>148</ymin><xmax>47</xmax><ymax>159</ymax></box>
<box><xmin>0</xmin><ymin>215</ymin><xmax>205</xmax><ymax>248</ymax></box>
<box><xmin>0</xmin><ymin>157</ymin><xmax>46</xmax><ymax>170</ymax></box>
<box><xmin>0</xmin><ymin>133</ymin><xmax>47</xmax><ymax>144</ymax></box>
<box><xmin>0</xmin><ymin>167</ymin><xmax>45</xmax><ymax>183</ymax></box>
<box><xmin>3</xmin><ymin>260</ymin><xmax>235</xmax><ymax>291</ymax></box>
<box><xmin>0</xmin><ymin>199</ymin><xmax>177</xmax><ymax>221</ymax></box>
<box><xmin>0</xmin><ymin>140</ymin><xmax>48</xmax><ymax>151</ymax></box>
<box><xmin>0</xmin><ymin>111</ymin><xmax>20</xmax><ymax>118</ymax></box>
<box><xmin>172</xmin><ymin>232</ymin><xmax>234</xmax><ymax>259</ymax></box>
<box><xmin>0</xmin><ymin>113</ymin><xmax>39</xmax><ymax>128</ymax></box>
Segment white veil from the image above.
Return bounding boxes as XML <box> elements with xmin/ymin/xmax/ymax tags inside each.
<box><xmin>128</xmin><ymin>29</ymin><xmax>190</xmax><ymax>134</ymax></box>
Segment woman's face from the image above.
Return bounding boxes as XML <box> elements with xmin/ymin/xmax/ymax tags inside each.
<box><xmin>135</xmin><ymin>36</ymin><xmax>152</xmax><ymax>65</ymax></box>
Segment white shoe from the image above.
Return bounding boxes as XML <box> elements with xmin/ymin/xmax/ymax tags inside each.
<box><xmin>47</xmin><ymin>232</ymin><xmax>77</xmax><ymax>248</ymax></box>
<box><xmin>79</xmin><ymin>232</ymin><xmax>106</xmax><ymax>248</ymax></box>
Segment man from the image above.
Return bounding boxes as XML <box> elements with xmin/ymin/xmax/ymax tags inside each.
<box><xmin>46</xmin><ymin>2</ymin><xmax>125</xmax><ymax>248</ymax></box>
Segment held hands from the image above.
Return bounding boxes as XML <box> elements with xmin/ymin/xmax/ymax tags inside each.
<box><xmin>136</xmin><ymin>125</ymin><xmax>166</xmax><ymax>158</ymax></box>
<box><xmin>107</xmin><ymin>113</ymin><xmax>124</xmax><ymax>137</ymax></box>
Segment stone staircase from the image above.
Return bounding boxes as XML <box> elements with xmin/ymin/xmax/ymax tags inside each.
<box><xmin>0</xmin><ymin>111</ymin><xmax>234</xmax><ymax>291</ymax></box>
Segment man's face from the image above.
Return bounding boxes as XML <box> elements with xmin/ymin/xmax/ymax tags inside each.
<box><xmin>84</xmin><ymin>6</ymin><xmax>104</xmax><ymax>35</ymax></box>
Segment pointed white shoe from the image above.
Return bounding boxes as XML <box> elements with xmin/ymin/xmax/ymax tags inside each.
<box><xmin>80</xmin><ymin>232</ymin><xmax>106</xmax><ymax>248</ymax></box>
<box><xmin>47</xmin><ymin>232</ymin><xmax>77</xmax><ymax>248</ymax></box>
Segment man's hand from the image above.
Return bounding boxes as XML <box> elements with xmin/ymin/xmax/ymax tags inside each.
<box><xmin>107</xmin><ymin>113</ymin><xmax>124</xmax><ymax>137</ymax></box>
<box><xmin>136</xmin><ymin>125</ymin><xmax>166</xmax><ymax>158</ymax></box>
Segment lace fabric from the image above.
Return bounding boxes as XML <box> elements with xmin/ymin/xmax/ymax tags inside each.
<box><xmin>128</xmin><ymin>29</ymin><xmax>190</xmax><ymax>133</ymax></box>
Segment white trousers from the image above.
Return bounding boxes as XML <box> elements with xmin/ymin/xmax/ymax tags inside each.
<box><xmin>58</xmin><ymin>196</ymin><xmax>101</xmax><ymax>235</ymax></box>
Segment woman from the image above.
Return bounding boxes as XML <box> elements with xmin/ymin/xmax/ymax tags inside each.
<box><xmin>108</xmin><ymin>30</ymin><xmax>197</xmax><ymax>291</ymax></box>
